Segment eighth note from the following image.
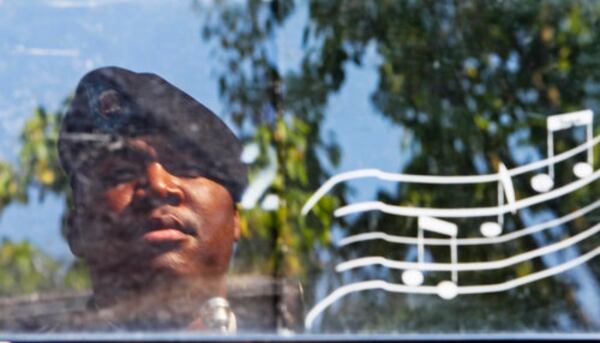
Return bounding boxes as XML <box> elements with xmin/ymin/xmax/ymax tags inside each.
<box><xmin>531</xmin><ymin>110</ymin><xmax>594</xmax><ymax>193</ymax></box>
<box><xmin>402</xmin><ymin>216</ymin><xmax>459</xmax><ymax>299</ymax></box>
<box><xmin>480</xmin><ymin>163</ymin><xmax>515</xmax><ymax>238</ymax></box>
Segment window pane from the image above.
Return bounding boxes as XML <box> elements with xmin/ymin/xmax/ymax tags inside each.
<box><xmin>1</xmin><ymin>0</ymin><xmax>600</xmax><ymax>339</ymax></box>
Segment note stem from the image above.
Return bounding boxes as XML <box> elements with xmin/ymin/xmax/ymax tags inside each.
<box><xmin>587</xmin><ymin>123</ymin><xmax>594</xmax><ymax>165</ymax></box>
<box><xmin>548</xmin><ymin>130</ymin><xmax>555</xmax><ymax>179</ymax></box>
<box><xmin>417</xmin><ymin>227</ymin><xmax>424</xmax><ymax>266</ymax></box>
<box><xmin>497</xmin><ymin>181</ymin><xmax>504</xmax><ymax>225</ymax></box>
<box><xmin>451</xmin><ymin>235</ymin><xmax>458</xmax><ymax>284</ymax></box>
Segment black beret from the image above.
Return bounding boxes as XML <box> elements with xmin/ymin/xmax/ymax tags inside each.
<box><xmin>58</xmin><ymin>66</ymin><xmax>247</xmax><ymax>202</ymax></box>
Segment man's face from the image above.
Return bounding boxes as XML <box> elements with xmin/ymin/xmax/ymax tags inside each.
<box><xmin>70</xmin><ymin>135</ymin><xmax>240</xmax><ymax>284</ymax></box>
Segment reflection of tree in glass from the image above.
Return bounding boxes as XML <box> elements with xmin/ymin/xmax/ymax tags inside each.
<box><xmin>0</xmin><ymin>103</ymin><xmax>91</xmax><ymax>295</ymax></box>
<box><xmin>200</xmin><ymin>0</ymin><xmax>347</xmax><ymax>281</ymax></box>
<box><xmin>201</xmin><ymin>0</ymin><xmax>600</xmax><ymax>332</ymax></box>
<box><xmin>0</xmin><ymin>0</ymin><xmax>599</xmax><ymax>333</ymax></box>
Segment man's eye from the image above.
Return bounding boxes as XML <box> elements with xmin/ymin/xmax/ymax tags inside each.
<box><xmin>103</xmin><ymin>168</ymin><xmax>139</xmax><ymax>184</ymax></box>
<box><xmin>169</xmin><ymin>163</ymin><xmax>204</xmax><ymax>178</ymax></box>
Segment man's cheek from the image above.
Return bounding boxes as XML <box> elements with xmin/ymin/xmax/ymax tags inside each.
<box><xmin>194</xmin><ymin>247</ymin><xmax>230</xmax><ymax>274</ymax></box>
<box><xmin>79</xmin><ymin>231</ymin><xmax>130</xmax><ymax>265</ymax></box>
<box><xmin>103</xmin><ymin>183</ymin><xmax>134</xmax><ymax>212</ymax></box>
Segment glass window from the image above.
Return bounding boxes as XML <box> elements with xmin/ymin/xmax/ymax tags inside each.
<box><xmin>2</xmin><ymin>0</ymin><xmax>600</xmax><ymax>340</ymax></box>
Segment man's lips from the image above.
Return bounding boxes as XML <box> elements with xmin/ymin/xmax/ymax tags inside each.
<box><xmin>141</xmin><ymin>215</ymin><xmax>193</xmax><ymax>243</ymax></box>
<box><xmin>142</xmin><ymin>229</ymin><xmax>188</xmax><ymax>242</ymax></box>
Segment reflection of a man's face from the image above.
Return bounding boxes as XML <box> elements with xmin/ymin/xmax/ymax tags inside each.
<box><xmin>70</xmin><ymin>135</ymin><xmax>240</xmax><ymax>290</ymax></box>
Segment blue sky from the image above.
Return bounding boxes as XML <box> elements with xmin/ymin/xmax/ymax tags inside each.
<box><xmin>0</xmin><ymin>0</ymin><xmax>403</xmax><ymax>261</ymax></box>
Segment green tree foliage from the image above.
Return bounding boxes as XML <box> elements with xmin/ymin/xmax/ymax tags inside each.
<box><xmin>0</xmin><ymin>237</ymin><xmax>89</xmax><ymax>295</ymax></box>
<box><xmin>0</xmin><ymin>239</ymin><xmax>59</xmax><ymax>296</ymax></box>
<box><xmin>0</xmin><ymin>102</ymin><xmax>90</xmax><ymax>296</ymax></box>
<box><xmin>0</xmin><ymin>102</ymin><xmax>69</xmax><ymax>212</ymax></box>
<box><xmin>18</xmin><ymin>105</ymin><xmax>68</xmax><ymax>197</ymax></box>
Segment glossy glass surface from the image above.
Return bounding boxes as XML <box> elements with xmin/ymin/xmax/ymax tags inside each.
<box><xmin>2</xmin><ymin>0</ymin><xmax>600</xmax><ymax>338</ymax></box>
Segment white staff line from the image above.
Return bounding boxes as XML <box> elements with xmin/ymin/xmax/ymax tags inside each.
<box><xmin>336</xmin><ymin>222</ymin><xmax>600</xmax><ymax>272</ymax></box>
<box><xmin>305</xmin><ymin>245</ymin><xmax>600</xmax><ymax>329</ymax></box>
<box><xmin>301</xmin><ymin>131</ymin><xmax>600</xmax><ymax>215</ymax></box>
<box><xmin>337</xmin><ymin>199</ymin><xmax>600</xmax><ymax>247</ymax></box>
<box><xmin>334</xmin><ymin>168</ymin><xmax>600</xmax><ymax>218</ymax></box>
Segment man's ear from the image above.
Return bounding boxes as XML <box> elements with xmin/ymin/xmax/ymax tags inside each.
<box><xmin>232</xmin><ymin>210</ymin><xmax>241</xmax><ymax>241</ymax></box>
<box><xmin>66</xmin><ymin>207</ymin><xmax>85</xmax><ymax>258</ymax></box>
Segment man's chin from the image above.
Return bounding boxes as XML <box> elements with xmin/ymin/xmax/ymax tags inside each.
<box><xmin>145</xmin><ymin>250</ymin><xmax>196</xmax><ymax>277</ymax></box>
<box><xmin>92</xmin><ymin>250</ymin><xmax>190</xmax><ymax>284</ymax></box>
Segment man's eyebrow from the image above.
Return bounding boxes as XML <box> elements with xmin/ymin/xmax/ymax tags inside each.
<box><xmin>87</xmin><ymin>144</ymin><xmax>152</xmax><ymax>171</ymax></box>
<box><xmin>103</xmin><ymin>147</ymin><xmax>144</xmax><ymax>162</ymax></box>
<box><xmin>111</xmin><ymin>141</ymin><xmax>158</xmax><ymax>161</ymax></box>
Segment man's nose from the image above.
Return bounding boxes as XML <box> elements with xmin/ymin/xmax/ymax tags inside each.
<box><xmin>143</xmin><ymin>162</ymin><xmax>184</xmax><ymax>205</ymax></box>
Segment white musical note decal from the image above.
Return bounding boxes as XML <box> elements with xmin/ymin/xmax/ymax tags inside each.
<box><xmin>401</xmin><ymin>216</ymin><xmax>458</xmax><ymax>299</ymax></box>
<box><xmin>306</xmin><ymin>241</ymin><xmax>600</xmax><ymax>330</ymax></box>
<box><xmin>337</xmin><ymin>199</ymin><xmax>600</xmax><ymax>248</ymax></box>
<box><xmin>531</xmin><ymin>109</ymin><xmax>594</xmax><ymax>193</ymax></box>
<box><xmin>480</xmin><ymin>162</ymin><xmax>516</xmax><ymax>237</ymax></box>
<box><xmin>301</xmin><ymin>109</ymin><xmax>600</xmax><ymax>330</ymax></box>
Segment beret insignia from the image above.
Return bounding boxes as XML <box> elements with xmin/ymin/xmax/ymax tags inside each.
<box><xmin>97</xmin><ymin>89</ymin><xmax>122</xmax><ymax>119</ymax></box>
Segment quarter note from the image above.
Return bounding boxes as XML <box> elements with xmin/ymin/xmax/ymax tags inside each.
<box><xmin>480</xmin><ymin>163</ymin><xmax>515</xmax><ymax>237</ymax></box>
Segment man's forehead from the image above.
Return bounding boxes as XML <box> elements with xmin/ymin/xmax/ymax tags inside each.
<box><xmin>113</xmin><ymin>135</ymin><xmax>188</xmax><ymax>160</ymax></box>
<box><xmin>121</xmin><ymin>137</ymin><xmax>161</xmax><ymax>159</ymax></box>
<box><xmin>79</xmin><ymin>135</ymin><xmax>196</xmax><ymax>173</ymax></box>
